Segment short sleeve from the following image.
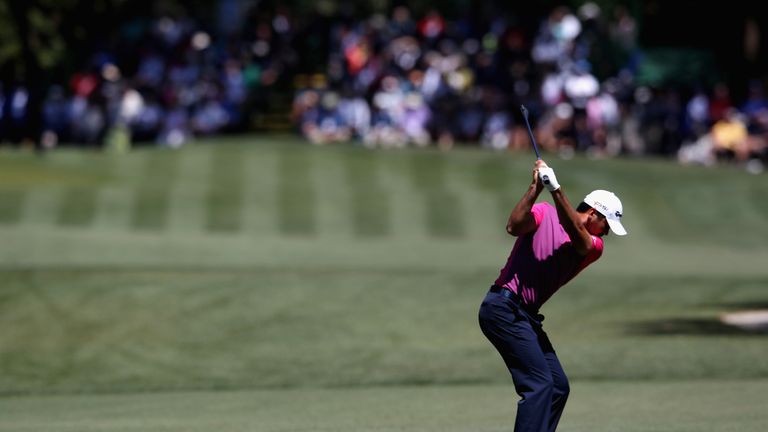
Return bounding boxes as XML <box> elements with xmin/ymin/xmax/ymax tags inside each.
<box><xmin>592</xmin><ymin>235</ymin><xmax>604</xmax><ymax>254</ymax></box>
<box><xmin>584</xmin><ymin>235</ymin><xmax>603</xmax><ymax>263</ymax></box>
<box><xmin>531</xmin><ymin>202</ymin><xmax>548</xmax><ymax>226</ymax></box>
<box><xmin>573</xmin><ymin>234</ymin><xmax>604</xmax><ymax>276</ymax></box>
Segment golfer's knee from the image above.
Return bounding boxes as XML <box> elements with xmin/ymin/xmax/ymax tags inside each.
<box><xmin>529</xmin><ymin>374</ymin><xmax>569</xmax><ymax>400</ymax></box>
<box><xmin>526</xmin><ymin>376</ymin><xmax>555</xmax><ymax>399</ymax></box>
<box><xmin>553</xmin><ymin>374</ymin><xmax>570</xmax><ymax>398</ymax></box>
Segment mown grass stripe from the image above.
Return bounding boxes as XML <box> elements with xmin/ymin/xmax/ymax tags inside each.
<box><xmin>206</xmin><ymin>146</ymin><xmax>244</xmax><ymax>232</ymax></box>
<box><xmin>343</xmin><ymin>151</ymin><xmax>390</xmax><ymax>237</ymax></box>
<box><xmin>469</xmin><ymin>156</ymin><xmax>527</xmax><ymax>235</ymax></box>
<box><xmin>277</xmin><ymin>148</ymin><xmax>315</xmax><ymax>235</ymax></box>
<box><xmin>491</xmin><ymin>191</ymin><xmax>522</xmax><ymax>229</ymax></box>
<box><xmin>311</xmin><ymin>149</ymin><xmax>349</xmax><ymax>237</ymax></box>
<box><xmin>240</xmin><ymin>149</ymin><xmax>277</xmax><ymax>235</ymax></box>
<box><xmin>409</xmin><ymin>152</ymin><xmax>444</xmax><ymax>191</ymax></box>
<box><xmin>473</xmin><ymin>157</ymin><xmax>512</xmax><ymax>193</ymax></box>
<box><xmin>55</xmin><ymin>149</ymin><xmax>115</xmax><ymax>228</ymax></box>
<box><xmin>165</xmin><ymin>146</ymin><xmax>211</xmax><ymax>234</ymax></box>
<box><xmin>19</xmin><ymin>188</ymin><xmax>60</xmax><ymax>227</ymax></box>
<box><xmin>425</xmin><ymin>191</ymin><xmax>465</xmax><ymax>238</ymax></box>
<box><xmin>91</xmin><ymin>153</ymin><xmax>146</xmax><ymax>231</ymax></box>
<box><xmin>0</xmin><ymin>190</ymin><xmax>25</xmax><ymax>224</ymax></box>
<box><xmin>130</xmin><ymin>152</ymin><xmax>178</xmax><ymax>230</ymax></box>
<box><xmin>751</xmin><ymin>183</ymin><xmax>768</xmax><ymax>219</ymax></box>
<box><xmin>409</xmin><ymin>153</ymin><xmax>465</xmax><ymax>238</ymax></box>
<box><xmin>378</xmin><ymin>155</ymin><xmax>425</xmax><ymax>240</ymax></box>
<box><xmin>444</xmin><ymin>163</ymin><xmax>504</xmax><ymax>241</ymax></box>
<box><xmin>56</xmin><ymin>188</ymin><xmax>98</xmax><ymax>227</ymax></box>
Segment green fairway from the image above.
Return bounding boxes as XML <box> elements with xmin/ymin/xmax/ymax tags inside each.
<box><xmin>1</xmin><ymin>381</ymin><xmax>766</xmax><ymax>431</ymax></box>
<box><xmin>1</xmin><ymin>136</ymin><xmax>767</xmax><ymax>430</ymax></box>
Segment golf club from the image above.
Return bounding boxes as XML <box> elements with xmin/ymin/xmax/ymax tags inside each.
<box><xmin>520</xmin><ymin>104</ymin><xmax>541</xmax><ymax>160</ymax></box>
<box><xmin>520</xmin><ymin>104</ymin><xmax>551</xmax><ymax>186</ymax></box>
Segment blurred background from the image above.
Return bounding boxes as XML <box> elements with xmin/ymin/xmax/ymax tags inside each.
<box><xmin>1</xmin><ymin>2</ymin><xmax>768</xmax><ymax>431</ymax></box>
<box><xmin>1</xmin><ymin>0</ymin><xmax>767</xmax><ymax>170</ymax></box>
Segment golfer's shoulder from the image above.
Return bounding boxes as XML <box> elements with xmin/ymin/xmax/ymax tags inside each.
<box><xmin>532</xmin><ymin>201</ymin><xmax>555</xmax><ymax>221</ymax></box>
<box><xmin>589</xmin><ymin>235</ymin><xmax>604</xmax><ymax>256</ymax></box>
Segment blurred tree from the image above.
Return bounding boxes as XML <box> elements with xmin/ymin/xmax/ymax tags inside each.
<box><xmin>0</xmin><ymin>0</ymin><xmax>183</xmax><ymax>146</ymax></box>
<box><xmin>1</xmin><ymin>0</ymin><xmax>126</xmax><ymax>146</ymax></box>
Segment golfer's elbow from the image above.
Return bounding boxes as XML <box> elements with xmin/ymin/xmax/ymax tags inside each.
<box><xmin>574</xmin><ymin>244</ymin><xmax>592</xmax><ymax>255</ymax></box>
<box><xmin>507</xmin><ymin>220</ymin><xmax>532</xmax><ymax>236</ymax></box>
<box><xmin>572</xmin><ymin>235</ymin><xmax>595</xmax><ymax>255</ymax></box>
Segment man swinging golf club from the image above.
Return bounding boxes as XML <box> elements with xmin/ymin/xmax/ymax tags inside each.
<box><xmin>478</xmin><ymin>154</ymin><xmax>627</xmax><ymax>431</ymax></box>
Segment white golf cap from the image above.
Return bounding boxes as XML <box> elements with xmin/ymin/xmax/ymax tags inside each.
<box><xmin>583</xmin><ymin>190</ymin><xmax>627</xmax><ymax>236</ymax></box>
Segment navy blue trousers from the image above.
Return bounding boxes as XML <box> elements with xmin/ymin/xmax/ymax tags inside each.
<box><xmin>478</xmin><ymin>290</ymin><xmax>570</xmax><ymax>432</ymax></box>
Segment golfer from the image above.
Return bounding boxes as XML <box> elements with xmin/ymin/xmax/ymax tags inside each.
<box><xmin>478</xmin><ymin>159</ymin><xmax>627</xmax><ymax>432</ymax></box>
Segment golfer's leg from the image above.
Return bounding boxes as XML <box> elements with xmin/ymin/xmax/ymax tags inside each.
<box><xmin>482</xmin><ymin>318</ymin><xmax>553</xmax><ymax>432</ymax></box>
<box><xmin>479</xmin><ymin>297</ymin><xmax>554</xmax><ymax>432</ymax></box>
<box><xmin>507</xmin><ymin>324</ymin><xmax>554</xmax><ymax>432</ymax></box>
<box><xmin>544</xmin><ymin>351</ymin><xmax>570</xmax><ymax>432</ymax></box>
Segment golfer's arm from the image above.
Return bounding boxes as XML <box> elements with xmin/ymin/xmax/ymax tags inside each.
<box><xmin>550</xmin><ymin>189</ymin><xmax>594</xmax><ymax>255</ymax></box>
<box><xmin>506</xmin><ymin>183</ymin><xmax>542</xmax><ymax>236</ymax></box>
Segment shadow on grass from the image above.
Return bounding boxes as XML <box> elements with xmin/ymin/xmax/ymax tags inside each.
<box><xmin>627</xmin><ymin>318</ymin><xmax>768</xmax><ymax>336</ymax></box>
<box><xmin>709</xmin><ymin>301</ymin><xmax>768</xmax><ymax>310</ymax></box>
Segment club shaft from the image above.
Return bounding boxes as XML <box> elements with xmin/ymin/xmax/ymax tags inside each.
<box><xmin>520</xmin><ymin>105</ymin><xmax>541</xmax><ymax>160</ymax></box>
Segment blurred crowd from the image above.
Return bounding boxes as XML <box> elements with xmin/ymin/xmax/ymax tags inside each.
<box><xmin>1</xmin><ymin>2</ymin><xmax>766</xmax><ymax>172</ymax></box>
<box><xmin>291</xmin><ymin>4</ymin><xmax>768</xmax><ymax>172</ymax></box>
<box><xmin>1</xmin><ymin>3</ymin><xmax>298</xmax><ymax>149</ymax></box>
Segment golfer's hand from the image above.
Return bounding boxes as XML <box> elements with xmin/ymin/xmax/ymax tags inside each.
<box><xmin>538</xmin><ymin>166</ymin><xmax>561</xmax><ymax>192</ymax></box>
<box><xmin>532</xmin><ymin>160</ymin><xmax>549</xmax><ymax>188</ymax></box>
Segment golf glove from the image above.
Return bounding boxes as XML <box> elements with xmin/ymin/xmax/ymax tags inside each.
<box><xmin>538</xmin><ymin>167</ymin><xmax>560</xmax><ymax>191</ymax></box>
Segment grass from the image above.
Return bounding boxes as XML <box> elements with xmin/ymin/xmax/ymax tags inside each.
<box><xmin>0</xmin><ymin>136</ymin><xmax>767</xmax><ymax>430</ymax></box>
<box><xmin>1</xmin><ymin>380</ymin><xmax>766</xmax><ymax>432</ymax></box>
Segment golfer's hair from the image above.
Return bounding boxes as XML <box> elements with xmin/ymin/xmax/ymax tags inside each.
<box><xmin>576</xmin><ymin>202</ymin><xmax>591</xmax><ymax>213</ymax></box>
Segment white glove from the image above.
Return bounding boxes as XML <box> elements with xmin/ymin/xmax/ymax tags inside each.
<box><xmin>538</xmin><ymin>167</ymin><xmax>560</xmax><ymax>191</ymax></box>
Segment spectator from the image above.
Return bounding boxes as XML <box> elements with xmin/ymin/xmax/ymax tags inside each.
<box><xmin>3</xmin><ymin>2</ymin><xmax>766</xmax><ymax>175</ymax></box>
<box><xmin>708</xmin><ymin>82</ymin><xmax>733</xmax><ymax>124</ymax></box>
<box><xmin>711</xmin><ymin>109</ymin><xmax>753</xmax><ymax>162</ymax></box>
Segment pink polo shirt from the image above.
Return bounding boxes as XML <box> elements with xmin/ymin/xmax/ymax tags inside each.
<box><xmin>494</xmin><ymin>202</ymin><xmax>603</xmax><ymax>310</ymax></box>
